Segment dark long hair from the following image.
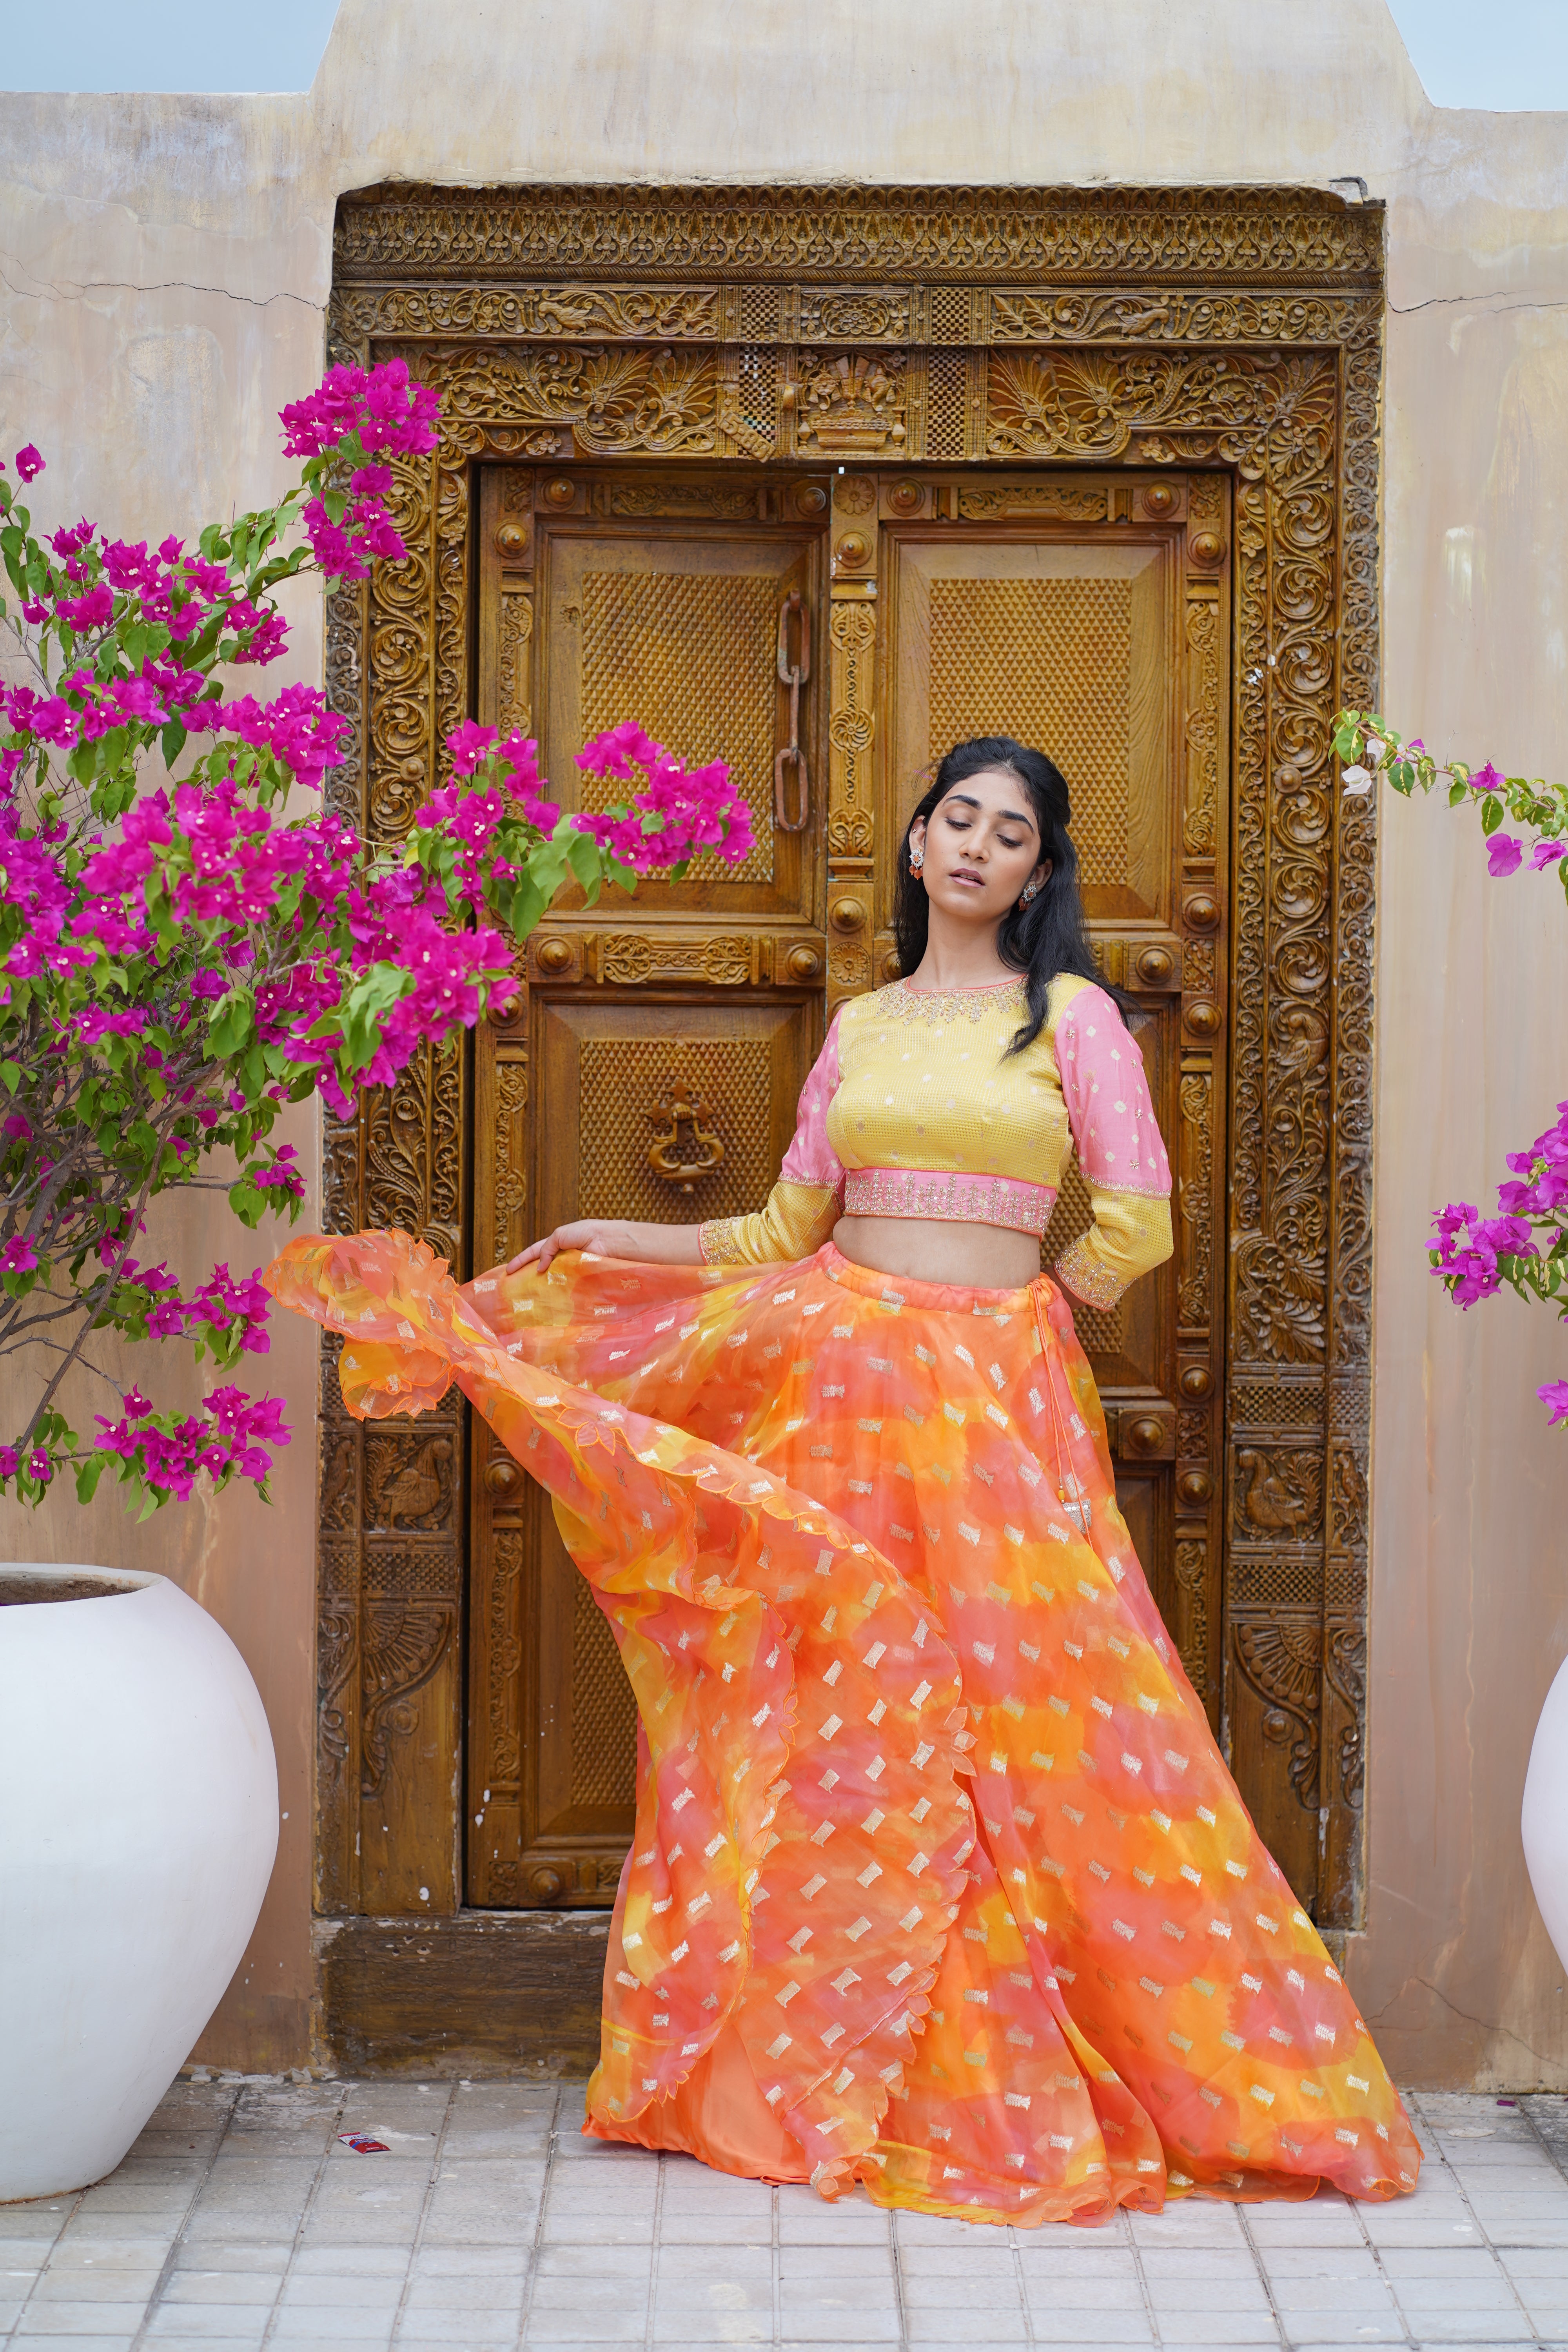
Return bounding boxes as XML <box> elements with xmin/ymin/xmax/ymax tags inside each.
<box><xmin>893</xmin><ymin>736</ymin><xmax>1127</xmax><ymax>1056</ymax></box>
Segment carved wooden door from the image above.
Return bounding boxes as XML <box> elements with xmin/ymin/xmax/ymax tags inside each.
<box><xmin>467</xmin><ymin>460</ymin><xmax>1229</xmax><ymax>1912</ymax></box>
<box><xmin>870</xmin><ymin>470</ymin><xmax>1229</xmax><ymax>1733</ymax></box>
<box><xmin>469</xmin><ymin>465</ymin><xmax>832</xmax><ymax>1906</ymax></box>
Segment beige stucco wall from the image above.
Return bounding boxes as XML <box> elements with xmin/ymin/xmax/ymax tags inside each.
<box><xmin>2</xmin><ymin>0</ymin><xmax>1565</xmax><ymax>2084</ymax></box>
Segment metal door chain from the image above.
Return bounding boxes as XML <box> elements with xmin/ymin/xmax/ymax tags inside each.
<box><xmin>773</xmin><ymin>590</ymin><xmax>811</xmax><ymax>832</ymax></box>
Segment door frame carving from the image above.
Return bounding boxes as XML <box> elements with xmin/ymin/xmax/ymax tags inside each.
<box><xmin>317</xmin><ymin>182</ymin><xmax>1382</xmax><ymax>1949</ymax></box>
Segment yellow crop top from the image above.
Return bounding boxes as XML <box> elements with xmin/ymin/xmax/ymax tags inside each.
<box><xmin>698</xmin><ymin>973</ymin><xmax>1173</xmax><ymax>1310</ymax></box>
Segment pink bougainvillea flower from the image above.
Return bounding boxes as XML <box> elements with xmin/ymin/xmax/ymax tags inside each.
<box><xmin>1486</xmin><ymin>833</ymin><xmax>1524</xmax><ymax>877</ymax></box>
<box><xmin>446</xmin><ymin>721</ymin><xmax>499</xmax><ymax>778</ymax></box>
<box><xmin>0</xmin><ymin>1238</ymin><xmax>39</xmax><ymax>1275</ymax></box>
<box><xmin>1530</xmin><ymin>839</ymin><xmax>1567</xmax><ymax>869</ymax></box>
<box><xmin>13</xmin><ymin>446</ymin><xmax>44</xmax><ymax>483</ymax></box>
<box><xmin>1470</xmin><ymin>761</ymin><xmax>1505</xmax><ymax>795</ymax></box>
<box><xmin>1539</xmin><ymin>1381</ymin><xmax>1568</xmax><ymax>1427</ymax></box>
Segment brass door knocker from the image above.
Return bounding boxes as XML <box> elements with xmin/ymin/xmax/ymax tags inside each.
<box><xmin>647</xmin><ymin>1076</ymin><xmax>725</xmax><ymax>1192</ymax></box>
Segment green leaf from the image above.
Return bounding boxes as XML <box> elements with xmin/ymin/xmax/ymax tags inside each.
<box><xmin>208</xmin><ymin>994</ymin><xmax>255</xmax><ymax>1059</ymax></box>
<box><xmin>1480</xmin><ymin>794</ymin><xmax>1503</xmax><ymax>836</ymax></box>
<box><xmin>74</xmin><ymin>1457</ymin><xmax>107</xmax><ymax>1503</ymax></box>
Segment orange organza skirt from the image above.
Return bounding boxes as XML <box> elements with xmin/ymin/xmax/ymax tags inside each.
<box><xmin>265</xmin><ymin>1231</ymin><xmax>1419</xmax><ymax>2226</ymax></box>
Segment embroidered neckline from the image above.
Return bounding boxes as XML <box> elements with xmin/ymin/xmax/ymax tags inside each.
<box><xmin>876</xmin><ymin>976</ymin><xmax>1027</xmax><ymax>1025</ymax></box>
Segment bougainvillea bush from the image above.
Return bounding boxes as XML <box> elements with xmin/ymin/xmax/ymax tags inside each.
<box><xmin>0</xmin><ymin>364</ymin><xmax>751</xmax><ymax>1515</ymax></box>
<box><xmin>1337</xmin><ymin>708</ymin><xmax>1568</xmax><ymax>1425</ymax></box>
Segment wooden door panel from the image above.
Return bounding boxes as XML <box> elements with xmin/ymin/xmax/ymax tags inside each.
<box><xmin>879</xmin><ymin>480</ymin><xmax>1229</xmax><ymax>1734</ymax></box>
<box><xmin>539</xmin><ymin>518</ymin><xmax>823</xmax><ymax>916</ymax></box>
<box><xmin>887</xmin><ymin>535</ymin><xmax>1175</xmax><ymax>924</ymax></box>
<box><xmin>470</xmin><ymin>992</ymin><xmax>819</xmax><ymax>1907</ymax></box>
<box><xmin>472</xmin><ymin>466</ymin><xmax>830</xmax><ymax>1908</ymax></box>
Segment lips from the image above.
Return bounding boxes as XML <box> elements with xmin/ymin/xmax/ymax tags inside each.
<box><xmin>949</xmin><ymin>870</ymin><xmax>985</xmax><ymax>888</ymax></box>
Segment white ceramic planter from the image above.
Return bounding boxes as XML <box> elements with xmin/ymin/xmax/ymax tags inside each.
<box><xmin>1523</xmin><ymin>1652</ymin><xmax>1568</xmax><ymax>1975</ymax></box>
<box><xmin>0</xmin><ymin>1564</ymin><xmax>278</xmax><ymax>2202</ymax></box>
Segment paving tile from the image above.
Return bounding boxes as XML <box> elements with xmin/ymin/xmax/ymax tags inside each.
<box><xmin>142</xmin><ymin>2309</ymin><xmax>274</xmax><ymax>2341</ymax></box>
<box><xmin>524</xmin><ymin>2239</ymin><xmax>653</xmax><ymax>2333</ymax></box>
<box><xmin>1380</xmin><ymin>2244</ymin><xmax>1515</xmax><ymax>2283</ymax></box>
<box><xmin>655</xmin><ymin>2156</ymin><xmax>774</xmax><ymax>2210</ymax></box>
<box><xmin>0</xmin><ymin>2223</ymin><xmax>70</xmax><ymax>2254</ymax></box>
<box><xmin>1247</xmin><ymin>2245</ymin><xmax>1385</xmax><ymax>2283</ymax></box>
<box><xmin>387</xmin><ymin>2317</ymin><xmax>521</xmax><ymax>2348</ymax></box>
<box><xmin>903</xmin><ymin>2324</ymin><xmax>1031</xmax><ymax>2348</ymax></box>
<box><xmin>897</xmin><ymin>2233</ymin><xmax>1027</xmax><ymax>2280</ymax></box>
<box><xmin>191</xmin><ymin>2156</ymin><xmax>322</xmax><ymax>2209</ymax></box>
<box><xmin>891</xmin><ymin>2207</ymin><xmax>999</xmax><ymax>2249</ymax></box>
<box><xmin>651</xmin><ymin>2264</ymin><xmax>774</xmax><ymax>2343</ymax></box>
<box><xmin>278</xmin><ymin>2245</ymin><xmax>408</xmax><ymax>2278</ymax></box>
<box><xmin>398</xmin><ymin>2284</ymin><xmax>527</xmax><ymax>2335</ymax></box>
<box><xmin>264</xmin><ymin>2322</ymin><xmax>396</xmax><ymax>2349</ymax></box>
<box><xmin>1021</xmin><ymin>2326</ymin><xmax>1156</xmax><ymax>2350</ymax></box>
<box><xmin>168</xmin><ymin>2238</ymin><xmax>292</xmax><ymax>2269</ymax></box>
<box><xmin>1145</xmin><ymin>2321</ymin><xmax>1281</xmax><ymax>2346</ymax></box>
<box><xmin>1360</xmin><ymin>2195</ymin><xmax>1486</xmax><ymax>2246</ymax></box>
<box><xmin>1269</xmin><ymin>2321</ymin><xmax>1406</xmax><ymax>2346</ymax></box>
<box><xmin>278</xmin><ymin>2273</ymin><xmax>407</xmax><ymax>2308</ymax></box>
<box><xmin>1393</xmin><ymin>2327</ymin><xmax>1544</xmax><ymax>2345</ymax></box>
<box><xmin>523</xmin><ymin>2277</ymin><xmax>653</xmax><ymax>2341</ymax></box>
<box><xmin>9</xmin><ymin>2336</ymin><xmax>142</xmax><ymax>2351</ymax></box>
<box><xmin>435</xmin><ymin>2117</ymin><xmax>554</xmax><ymax>2161</ymax></box>
<box><xmin>1267</xmin><ymin>2287</ymin><xmax>1404</xmax><ymax>2321</ymax></box>
<box><xmin>28</xmin><ymin>2267</ymin><xmax>166</xmax><ymax>2303</ymax></box>
<box><xmin>779</xmin><ymin>2241</ymin><xmax>897</xmax><ymax>2288</ymax></box>
<box><xmin>419</xmin><ymin>2161</ymin><xmax>544</xmax><ymax>2246</ymax></box>
<box><xmin>1017</xmin><ymin>2255</ymin><xmax>1146</xmax><ymax>2310</ymax></box>
<box><xmin>777</xmin><ymin>2196</ymin><xmax>889</xmax><ymax>2243</ymax></box>
<box><xmin>1130</xmin><ymin>2201</ymin><xmax>1249</xmax><ymax>2246</ymax></box>
<box><xmin>656</xmin><ymin>2209</ymin><xmax>775</xmax><ymax>2246</ymax></box>
<box><xmin>299</xmin><ymin>2166</ymin><xmax>431</xmax><ymax>2246</ymax></box>
<box><xmin>4</xmin><ymin>2306</ymin><xmax>152</xmax><ymax>2335</ymax></box>
<box><xmin>775</xmin><ymin>2294</ymin><xmax>902</xmax><ymax>2343</ymax></box>
<box><xmin>519</xmin><ymin>2339</ymin><xmax>647</xmax><ymax>2352</ymax></box>
<box><xmin>408</xmin><ymin>2245</ymin><xmax>532</xmax><ymax>2278</ymax></box>
<box><xmin>31</xmin><ymin>2240</ymin><xmax>165</xmax><ymax>2274</ymax></box>
<box><xmin>1241</xmin><ymin>2196</ymin><xmax>1368</xmax><ymax>2247</ymax></box>
<box><xmin>159</xmin><ymin>2269</ymin><xmax>282</xmax><ymax>2303</ymax></box>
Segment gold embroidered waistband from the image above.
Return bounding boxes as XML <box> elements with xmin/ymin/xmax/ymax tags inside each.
<box><xmin>842</xmin><ymin>1166</ymin><xmax>1056</xmax><ymax>1237</ymax></box>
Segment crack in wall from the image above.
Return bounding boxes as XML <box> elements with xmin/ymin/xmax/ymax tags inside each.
<box><xmin>1390</xmin><ymin>291</ymin><xmax>1568</xmax><ymax>316</ymax></box>
<box><xmin>0</xmin><ymin>252</ymin><xmax>324</xmax><ymax>314</ymax></box>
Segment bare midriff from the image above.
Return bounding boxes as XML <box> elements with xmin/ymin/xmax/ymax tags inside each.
<box><xmin>832</xmin><ymin>1213</ymin><xmax>1044</xmax><ymax>1293</ymax></box>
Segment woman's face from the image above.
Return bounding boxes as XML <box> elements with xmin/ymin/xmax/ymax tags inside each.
<box><xmin>910</xmin><ymin>769</ymin><xmax>1051</xmax><ymax>929</ymax></box>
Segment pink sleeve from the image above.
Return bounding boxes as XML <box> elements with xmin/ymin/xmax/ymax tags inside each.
<box><xmin>778</xmin><ymin>1008</ymin><xmax>847</xmax><ymax>1192</ymax></box>
<box><xmin>1053</xmin><ymin>987</ymin><xmax>1171</xmax><ymax>1195</ymax></box>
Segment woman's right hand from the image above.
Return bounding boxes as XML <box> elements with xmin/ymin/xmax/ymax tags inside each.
<box><xmin>504</xmin><ymin>1218</ymin><xmax>641</xmax><ymax>1277</ymax></box>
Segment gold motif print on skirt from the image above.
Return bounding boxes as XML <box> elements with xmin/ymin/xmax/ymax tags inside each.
<box><xmin>265</xmin><ymin>1229</ymin><xmax>1421</xmax><ymax>2226</ymax></box>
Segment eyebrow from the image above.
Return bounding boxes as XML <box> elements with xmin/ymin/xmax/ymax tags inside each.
<box><xmin>944</xmin><ymin>791</ymin><xmax>1038</xmax><ymax>833</ymax></box>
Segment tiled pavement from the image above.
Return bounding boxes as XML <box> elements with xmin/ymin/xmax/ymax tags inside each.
<box><xmin>2</xmin><ymin>2082</ymin><xmax>1566</xmax><ymax>2351</ymax></box>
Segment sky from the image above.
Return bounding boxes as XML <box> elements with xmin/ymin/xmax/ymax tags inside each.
<box><xmin>0</xmin><ymin>0</ymin><xmax>1565</xmax><ymax>107</ymax></box>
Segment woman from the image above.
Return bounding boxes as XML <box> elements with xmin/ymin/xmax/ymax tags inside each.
<box><xmin>267</xmin><ymin>736</ymin><xmax>1418</xmax><ymax>2224</ymax></box>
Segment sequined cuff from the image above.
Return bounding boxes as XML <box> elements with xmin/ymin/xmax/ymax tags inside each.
<box><xmin>699</xmin><ymin>1217</ymin><xmax>744</xmax><ymax>1266</ymax></box>
<box><xmin>1054</xmin><ymin>1232</ymin><xmax>1130</xmax><ymax>1311</ymax></box>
